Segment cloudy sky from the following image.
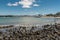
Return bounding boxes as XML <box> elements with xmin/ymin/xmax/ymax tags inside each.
<box><xmin>0</xmin><ymin>0</ymin><xmax>60</xmax><ymax>15</ymax></box>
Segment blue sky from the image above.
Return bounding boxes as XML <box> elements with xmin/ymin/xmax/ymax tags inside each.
<box><xmin>0</xmin><ymin>0</ymin><xmax>60</xmax><ymax>15</ymax></box>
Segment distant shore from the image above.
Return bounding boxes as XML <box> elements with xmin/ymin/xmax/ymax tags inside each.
<box><xmin>0</xmin><ymin>15</ymin><xmax>60</xmax><ymax>18</ymax></box>
<box><xmin>41</xmin><ymin>16</ymin><xmax>60</xmax><ymax>18</ymax></box>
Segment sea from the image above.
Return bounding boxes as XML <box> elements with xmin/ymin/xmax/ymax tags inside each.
<box><xmin>0</xmin><ymin>17</ymin><xmax>60</xmax><ymax>26</ymax></box>
<box><xmin>0</xmin><ymin>17</ymin><xmax>60</xmax><ymax>32</ymax></box>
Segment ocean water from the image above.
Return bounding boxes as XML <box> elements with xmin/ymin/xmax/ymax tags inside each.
<box><xmin>0</xmin><ymin>17</ymin><xmax>60</xmax><ymax>26</ymax></box>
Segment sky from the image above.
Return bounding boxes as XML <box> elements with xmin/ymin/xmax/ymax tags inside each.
<box><xmin>0</xmin><ymin>0</ymin><xmax>60</xmax><ymax>15</ymax></box>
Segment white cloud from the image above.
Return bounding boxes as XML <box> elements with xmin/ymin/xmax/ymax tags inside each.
<box><xmin>7</xmin><ymin>0</ymin><xmax>39</xmax><ymax>8</ymax></box>
<box><xmin>33</xmin><ymin>4</ymin><xmax>39</xmax><ymax>6</ymax></box>
<box><xmin>19</xmin><ymin>0</ymin><xmax>36</xmax><ymax>8</ymax></box>
<box><xmin>7</xmin><ymin>3</ymin><xmax>12</xmax><ymax>6</ymax></box>
<box><xmin>7</xmin><ymin>2</ymin><xmax>18</xmax><ymax>6</ymax></box>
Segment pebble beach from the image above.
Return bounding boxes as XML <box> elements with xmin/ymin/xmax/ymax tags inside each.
<box><xmin>0</xmin><ymin>23</ymin><xmax>60</xmax><ymax>40</ymax></box>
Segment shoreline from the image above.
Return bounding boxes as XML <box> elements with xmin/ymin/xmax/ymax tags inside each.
<box><xmin>41</xmin><ymin>16</ymin><xmax>60</xmax><ymax>18</ymax></box>
<box><xmin>0</xmin><ymin>23</ymin><xmax>60</xmax><ymax>29</ymax></box>
<box><xmin>0</xmin><ymin>16</ymin><xmax>60</xmax><ymax>18</ymax></box>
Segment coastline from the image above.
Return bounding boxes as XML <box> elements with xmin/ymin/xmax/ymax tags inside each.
<box><xmin>41</xmin><ymin>16</ymin><xmax>60</xmax><ymax>18</ymax></box>
<box><xmin>0</xmin><ymin>23</ymin><xmax>59</xmax><ymax>29</ymax></box>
